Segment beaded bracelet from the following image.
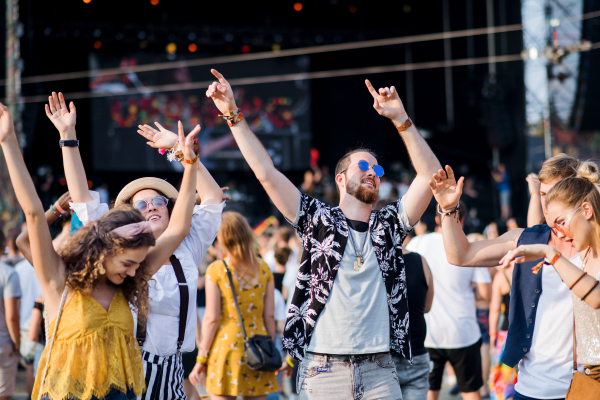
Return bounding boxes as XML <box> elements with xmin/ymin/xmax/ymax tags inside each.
<box><xmin>219</xmin><ymin>108</ymin><xmax>244</xmax><ymax>127</ymax></box>
<box><xmin>49</xmin><ymin>205</ymin><xmax>63</xmax><ymax>218</ymax></box>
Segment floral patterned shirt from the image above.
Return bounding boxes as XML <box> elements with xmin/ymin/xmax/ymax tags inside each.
<box><xmin>283</xmin><ymin>192</ymin><xmax>414</xmax><ymax>361</ymax></box>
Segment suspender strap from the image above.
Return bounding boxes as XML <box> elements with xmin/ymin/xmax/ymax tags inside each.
<box><xmin>136</xmin><ymin>255</ymin><xmax>189</xmax><ymax>352</ymax></box>
<box><xmin>573</xmin><ymin>315</ymin><xmax>578</xmax><ymax>372</ymax></box>
<box><xmin>170</xmin><ymin>255</ymin><xmax>189</xmax><ymax>351</ymax></box>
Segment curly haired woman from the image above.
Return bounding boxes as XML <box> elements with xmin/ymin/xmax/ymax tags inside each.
<box><xmin>45</xmin><ymin>92</ymin><xmax>225</xmax><ymax>400</ymax></box>
<box><xmin>0</xmin><ymin>96</ymin><xmax>199</xmax><ymax>400</ymax></box>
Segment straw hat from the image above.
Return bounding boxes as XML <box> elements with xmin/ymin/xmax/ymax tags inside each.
<box><xmin>115</xmin><ymin>177</ymin><xmax>179</xmax><ymax>207</ymax></box>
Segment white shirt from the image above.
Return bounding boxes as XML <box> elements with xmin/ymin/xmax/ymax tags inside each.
<box><xmin>14</xmin><ymin>260</ymin><xmax>42</xmax><ymax>329</ymax></box>
<box><xmin>274</xmin><ymin>289</ymin><xmax>286</xmax><ymax>322</ymax></box>
<box><xmin>406</xmin><ymin>232</ymin><xmax>491</xmax><ymax>349</ymax></box>
<box><xmin>72</xmin><ymin>191</ymin><xmax>224</xmax><ymax>356</ymax></box>
<box><xmin>515</xmin><ymin>254</ymin><xmax>580</xmax><ymax>399</ymax></box>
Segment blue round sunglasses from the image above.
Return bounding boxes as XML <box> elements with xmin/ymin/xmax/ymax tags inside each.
<box><xmin>339</xmin><ymin>160</ymin><xmax>384</xmax><ymax>177</ymax></box>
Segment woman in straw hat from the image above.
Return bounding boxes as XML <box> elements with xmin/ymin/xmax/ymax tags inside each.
<box><xmin>45</xmin><ymin>92</ymin><xmax>225</xmax><ymax>400</ymax></box>
<box><xmin>2</xmin><ymin>90</ymin><xmax>197</xmax><ymax>400</ymax></box>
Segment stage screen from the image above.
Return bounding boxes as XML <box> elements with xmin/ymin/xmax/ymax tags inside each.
<box><xmin>89</xmin><ymin>54</ymin><xmax>312</xmax><ymax>172</ymax></box>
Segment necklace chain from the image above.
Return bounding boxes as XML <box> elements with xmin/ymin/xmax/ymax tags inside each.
<box><xmin>348</xmin><ymin>222</ymin><xmax>370</xmax><ymax>260</ymax></box>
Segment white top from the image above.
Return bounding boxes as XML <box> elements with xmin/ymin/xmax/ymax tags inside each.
<box><xmin>14</xmin><ymin>260</ymin><xmax>42</xmax><ymax>329</ymax></box>
<box><xmin>72</xmin><ymin>190</ymin><xmax>224</xmax><ymax>356</ymax></box>
<box><xmin>515</xmin><ymin>254</ymin><xmax>580</xmax><ymax>399</ymax></box>
<box><xmin>406</xmin><ymin>232</ymin><xmax>491</xmax><ymax>349</ymax></box>
<box><xmin>307</xmin><ymin>224</ymin><xmax>390</xmax><ymax>354</ymax></box>
<box><xmin>274</xmin><ymin>289</ymin><xmax>286</xmax><ymax>322</ymax></box>
<box><xmin>283</xmin><ymin>262</ymin><xmax>300</xmax><ymax>314</ymax></box>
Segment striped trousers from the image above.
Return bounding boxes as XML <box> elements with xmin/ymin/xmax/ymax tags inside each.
<box><xmin>141</xmin><ymin>350</ymin><xmax>186</xmax><ymax>400</ymax></box>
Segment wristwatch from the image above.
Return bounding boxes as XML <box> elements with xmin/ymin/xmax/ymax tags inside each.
<box><xmin>59</xmin><ymin>140</ymin><xmax>79</xmax><ymax>147</ymax></box>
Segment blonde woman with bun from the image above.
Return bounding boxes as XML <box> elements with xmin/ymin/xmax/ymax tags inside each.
<box><xmin>190</xmin><ymin>211</ymin><xmax>278</xmax><ymax>399</ymax></box>
<box><xmin>428</xmin><ymin>153</ymin><xmax>588</xmax><ymax>400</ymax></box>
<box><xmin>500</xmin><ymin>160</ymin><xmax>600</xmax><ymax>381</ymax></box>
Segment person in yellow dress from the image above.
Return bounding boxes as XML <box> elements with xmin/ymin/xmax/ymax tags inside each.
<box><xmin>190</xmin><ymin>211</ymin><xmax>278</xmax><ymax>399</ymax></box>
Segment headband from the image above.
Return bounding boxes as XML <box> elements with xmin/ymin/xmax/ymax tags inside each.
<box><xmin>110</xmin><ymin>221</ymin><xmax>153</xmax><ymax>238</ymax></box>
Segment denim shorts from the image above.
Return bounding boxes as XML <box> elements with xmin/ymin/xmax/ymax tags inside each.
<box><xmin>392</xmin><ymin>352</ymin><xmax>431</xmax><ymax>400</ymax></box>
<box><xmin>298</xmin><ymin>352</ymin><xmax>402</xmax><ymax>400</ymax></box>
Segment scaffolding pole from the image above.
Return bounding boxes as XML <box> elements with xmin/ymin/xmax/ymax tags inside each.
<box><xmin>2</xmin><ymin>0</ymin><xmax>22</xmax><ymax>234</ymax></box>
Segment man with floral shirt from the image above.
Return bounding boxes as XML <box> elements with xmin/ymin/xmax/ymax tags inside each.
<box><xmin>205</xmin><ymin>69</ymin><xmax>442</xmax><ymax>400</ymax></box>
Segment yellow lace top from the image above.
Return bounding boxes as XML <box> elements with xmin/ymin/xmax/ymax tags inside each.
<box><xmin>32</xmin><ymin>288</ymin><xmax>145</xmax><ymax>400</ymax></box>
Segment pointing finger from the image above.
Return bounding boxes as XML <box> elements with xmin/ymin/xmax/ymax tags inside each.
<box><xmin>211</xmin><ymin>69</ymin><xmax>229</xmax><ymax>85</ymax></box>
<box><xmin>365</xmin><ymin>79</ymin><xmax>379</xmax><ymax>99</ymax></box>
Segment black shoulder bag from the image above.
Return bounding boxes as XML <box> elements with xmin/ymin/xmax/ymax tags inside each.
<box><xmin>223</xmin><ymin>260</ymin><xmax>282</xmax><ymax>372</ymax></box>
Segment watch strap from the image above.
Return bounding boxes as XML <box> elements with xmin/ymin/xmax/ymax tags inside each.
<box><xmin>59</xmin><ymin>140</ymin><xmax>79</xmax><ymax>147</ymax></box>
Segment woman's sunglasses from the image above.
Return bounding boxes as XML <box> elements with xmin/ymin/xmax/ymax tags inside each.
<box><xmin>340</xmin><ymin>160</ymin><xmax>385</xmax><ymax>177</ymax></box>
<box><xmin>553</xmin><ymin>205</ymin><xmax>581</xmax><ymax>235</ymax></box>
<box><xmin>134</xmin><ymin>196</ymin><xmax>169</xmax><ymax>213</ymax></box>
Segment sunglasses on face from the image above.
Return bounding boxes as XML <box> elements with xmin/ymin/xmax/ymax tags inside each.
<box><xmin>134</xmin><ymin>196</ymin><xmax>169</xmax><ymax>213</ymax></box>
<box><xmin>340</xmin><ymin>160</ymin><xmax>384</xmax><ymax>177</ymax></box>
<box><xmin>553</xmin><ymin>205</ymin><xmax>581</xmax><ymax>235</ymax></box>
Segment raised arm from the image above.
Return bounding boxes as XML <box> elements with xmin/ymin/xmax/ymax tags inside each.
<box><xmin>142</xmin><ymin>122</ymin><xmax>200</xmax><ymax>274</ymax></box>
<box><xmin>205</xmin><ymin>69</ymin><xmax>299</xmax><ymax>221</ymax></box>
<box><xmin>429</xmin><ymin>165</ymin><xmax>522</xmax><ymax>267</ymax></box>
<box><xmin>0</xmin><ymin>104</ymin><xmax>65</xmax><ymax>294</ymax></box>
<box><xmin>16</xmin><ymin>192</ymin><xmax>71</xmax><ymax>265</ymax></box>
<box><xmin>46</xmin><ymin>92</ymin><xmax>93</xmax><ymax>203</ymax></box>
<box><xmin>526</xmin><ymin>173</ymin><xmax>544</xmax><ymax>227</ymax></box>
<box><xmin>365</xmin><ymin>80</ymin><xmax>442</xmax><ymax>226</ymax></box>
<box><xmin>137</xmin><ymin>123</ymin><xmax>223</xmax><ymax>205</ymax></box>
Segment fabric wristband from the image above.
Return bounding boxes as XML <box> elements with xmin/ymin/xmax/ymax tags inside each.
<box><xmin>395</xmin><ymin>117</ymin><xmax>413</xmax><ymax>133</ymax></box>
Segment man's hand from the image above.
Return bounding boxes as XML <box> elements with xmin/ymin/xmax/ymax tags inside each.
<box><xmin>206</xmin><ymin>69</ymin><xmax>238</xmax><ymax>115</ymax></box>
<box><xmin>46</xmin><ymin>92</ymin><xmax>77</xmax><ymax>138</ymax></box>
<box><xmin>365</xmin><ymin>79</ymin><xmax>408</xmax><ymax>125</ymax></box>
<box><xmin>428</xmin><ymin>165</ymin><xmax>464</xmax><ymax>211</ymax></box>
<box><xmin>0</xmin><ymin>103</ymin><xmax>16</xmax><ymax>144</ymax></box>
<box><xmin>276</xmin><ymin>359</ymin><xmax>294</xmax><ymax>378</ymax></box>
<box><xmin>526</xmin><ymin>173</ymin><xmax>541</xmax><ymax>196</ymax></box>
<box><xmin>137</xmin><ymin>122</ymin><xmax>178</xmax><ymax>150</ymax></box>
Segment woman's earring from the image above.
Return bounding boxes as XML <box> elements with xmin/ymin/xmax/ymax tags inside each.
<box><xmin>99</xmin><ymin>266</ymin><xmax>106</xmax><ymax>275</ymax></box>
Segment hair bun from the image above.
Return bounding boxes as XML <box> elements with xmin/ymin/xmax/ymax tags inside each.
<box><xmin>577</xmin><ymin>160</ymin><xmax>600</xmax><ymax>184</ymax></box>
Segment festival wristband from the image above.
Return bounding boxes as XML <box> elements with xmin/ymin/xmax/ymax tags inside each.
<box><xmin>532</xmin><ymin>251</ymin><xmax>561</xmax><ymax>274</ymax></box>
<box><xmin>286</xmin><ymin>357</ymin><xmax>294</xmax><ymax>368</ymax></box>
<box><xmin>59</xmin><ymin>139</ymin><xmax>79</xmax><ymax>147</ymax></box>
<box><xmin>196</xmin><ymin>356</ymin><xmax>207</xmax><ymax>364</ymax></box>
<box><xmin>54</xmin><ymin>202</ymin><xmax>65</xmax><ymax>214</ymax></box>
<box><xmin>185</xmin><ymin>154</ymin><xmax>200</xmax><ymax>164</ymax></box>
<box><xmin>549</xmin><ymin>252</ymin><xmax>561</xmax><ymax>265</ymax></box>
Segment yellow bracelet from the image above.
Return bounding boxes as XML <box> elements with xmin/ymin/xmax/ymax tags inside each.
<box><xmin>286</xmin><ymin>357</ymin><xmax>294</xmax><ymax>368</ymax></box>
<box><xmin>197</xmin><ymin>356</ymin><xmax>207</xmax><ymax>364</ymax></box>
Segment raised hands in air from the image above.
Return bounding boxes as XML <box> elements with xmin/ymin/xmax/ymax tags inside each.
<box><xmin>428</xmin><ymin>165</ymin><xmax>465</xmax><ymax>211</ymax></box>
<box><xmin>365</xmin><ymin>80</ymin><xmax>408</xmax><ymax>124</ymax></box>
<box><xmin>177</xmin><ymin>121</ymin><xmax>200</xmax><ymax>162</ymax></box>
<box><xmin>138</xmin><ymin>122</ymin><xmax>179</xmax><ymax>150</ymax></box>
<box><xmin>206</xmin><ymin>69</ymin><xmax>238</xmax><ymax>115</ymax></box>
<box><xmin>0</xmin><ymin>103</ymin><xmax>16</xmax><ymax>144</ymax></box>
<box><xmin>45</xmin><ymin>92</ymin><xmax>76</xmax><ymax>136</ymax></box>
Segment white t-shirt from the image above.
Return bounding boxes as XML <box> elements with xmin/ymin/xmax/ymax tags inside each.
<box><xmin>406</xmin><ymin>232</ymin><xmax>491</xmax><ymax>349</ymax></box>
<box><xmin>307</xmin><ymin>222</ymin><xmax>390</xmax><ymax>354</ymax></box>
<box><xmin>14</xmin><ymin>260</ymin><xmax>42</xmax><ymax>329</ymax></box>
<box><xmin>515</xmin><ymin>254</ymin><xmax>581</xmax><ymax>399</ymax></box>
<box><xmin>274</xmin><ymin>289</ymin><xmax>286</xmax><ymax>322</ymax></box>
<box><xmin>72</xmin><ymin>191</ymin><xmax>224</xmax><ymax>356</ymax></box>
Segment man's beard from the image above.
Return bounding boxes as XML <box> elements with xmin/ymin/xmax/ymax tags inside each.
<box><xmin>346</xmin><ymin>179</ymin><xmax>379</xmax><ymax>205</ymax></box>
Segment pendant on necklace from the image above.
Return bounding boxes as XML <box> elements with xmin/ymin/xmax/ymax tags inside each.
<box><xmin>354</xmin><ymin>256</ymin><xmax>363</xmax><ymax>271</ymax></box>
